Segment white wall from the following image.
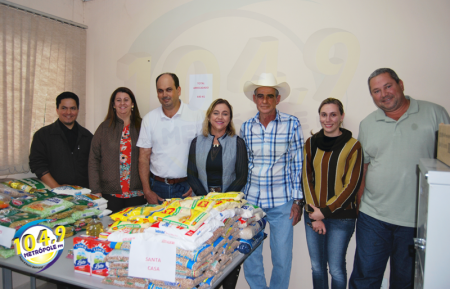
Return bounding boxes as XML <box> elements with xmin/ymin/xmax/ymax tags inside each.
<box><xmin>5</xmin><ymin>0</ymin><xmax>450</xmax><ymax>288</ymax></box>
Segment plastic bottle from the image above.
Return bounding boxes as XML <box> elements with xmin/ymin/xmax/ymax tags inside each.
<box><xmin>86</xmin><ymin>215</ymin><xmax>104</xmax><ymax>238</ymax></box>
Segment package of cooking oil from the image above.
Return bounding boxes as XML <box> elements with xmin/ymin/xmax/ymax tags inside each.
<box><xmin>205</xmin><ymin>192</ymin><xmax>245</xmax><ymax>200</ymax></box>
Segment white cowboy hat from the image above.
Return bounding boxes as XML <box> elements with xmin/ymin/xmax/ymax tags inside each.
<box><xmin>243</xmin><ymin>73</ymin><xmax>290</xmax><ymax>102</ymax></box>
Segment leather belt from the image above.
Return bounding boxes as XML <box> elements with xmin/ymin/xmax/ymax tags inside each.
<box><xmin>151</xmin><ymin>173</ymin><xmax>187</xmax><ymax>185</ymax></box>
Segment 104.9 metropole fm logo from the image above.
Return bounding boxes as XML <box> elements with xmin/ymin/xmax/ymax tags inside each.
<box><xmin>13</xmin><ymin>221</ymin><xmax>66</xmax><ymax>272</ymax></box>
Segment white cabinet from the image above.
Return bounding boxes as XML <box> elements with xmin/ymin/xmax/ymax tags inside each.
<box><xmin>415</xmin><ymin>159</ymin><xmax>450</xmax><ymax>289</ymax></box>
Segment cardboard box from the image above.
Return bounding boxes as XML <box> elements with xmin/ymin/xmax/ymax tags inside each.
<box><xmin>438</xmin><ymin>123</ymin><xmax>450</xmax><ymax>167</ymax></box>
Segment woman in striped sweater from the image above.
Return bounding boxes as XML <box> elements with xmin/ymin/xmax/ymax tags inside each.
<box><xmin>302</xmin><ymin>98</ymin><xmax>364</xmax><ymax>289</ymax></box>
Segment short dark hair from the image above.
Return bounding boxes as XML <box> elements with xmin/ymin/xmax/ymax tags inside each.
<box><xmin>368</xmin><ymin>68</ymin><xmax>400</xmax><ymax>90</ymax></box>
<box><xmin>156</xmin><ymin>73</ymin><xmax>180</xmax><ymax>89</ymax></box>
<box><xmin>56</xmin><ymin>92</ymin><xmax>79</xmax><ymax>108</ymax></box>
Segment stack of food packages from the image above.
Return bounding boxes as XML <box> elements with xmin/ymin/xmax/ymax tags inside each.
<box><xmin>0</xmin><ymin>178</ymin><xmax>110</xmax><ymax>259</ymax></box>
<box><xmin>89</xmin><ymin>192</ymin><xmax>266</xmax><ymax>289</ymax></box>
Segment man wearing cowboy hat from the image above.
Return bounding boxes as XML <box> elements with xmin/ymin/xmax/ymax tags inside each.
<box><xmin>240</xmin><ymin>72</ymin><xmax>305</xmax><ymax>289</ymax></box>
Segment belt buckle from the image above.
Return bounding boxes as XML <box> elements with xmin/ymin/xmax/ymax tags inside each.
<box><xmin>164</xmin><ymin>178</ymin><xmax>169</xmax><ymax>185</ymax></box>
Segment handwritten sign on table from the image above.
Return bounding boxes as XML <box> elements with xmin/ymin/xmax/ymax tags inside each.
<box><xmin>128</xmin><ymin>238</ymin><xmax>176</xmax><ymax>282</ymax></box>
<box><xmin>0</xmin><ymin>226</ymin><xmax>15</xmax><ymax>248</ymax></box>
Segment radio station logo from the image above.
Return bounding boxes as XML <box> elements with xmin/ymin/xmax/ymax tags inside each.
<box><xmin>14</xmin><ymin>222</ymin><xmax>66</xmax><ymax>272</ymax></box>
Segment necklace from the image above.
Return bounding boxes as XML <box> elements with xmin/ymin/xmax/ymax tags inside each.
<box><xmin>213</xmin><ymin>143</ymin><xmax>220</xmax><ymax>148</ymax></box>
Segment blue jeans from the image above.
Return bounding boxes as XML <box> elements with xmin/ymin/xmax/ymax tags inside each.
<box><xmin>304</xmin><ymin>213</ymin><xmax>355</xmax><ymax>289</ymax></box>
<box><xmin>349</xmin><ymin>212</ymin><xmax>415</xmax><ymax>289</ymax></box>
<box><xmin>243</xmin><ymin>200</ymin><xmax>294</xmax><ymax>289</ymax></box>
<box><xmin>149</xmin><ymin>177</ymin><xmax>190</xmax><ymax>200</ymax></box>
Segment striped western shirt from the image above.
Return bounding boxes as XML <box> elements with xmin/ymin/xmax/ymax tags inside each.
<box><xmin>240</xmin><ymin>110</ymin><xmax>304</xmax><ymax>209</ymax></box>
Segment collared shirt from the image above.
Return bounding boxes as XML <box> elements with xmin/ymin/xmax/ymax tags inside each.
<box><xmin>359</xmin><ymin>96</ymin><xmax>450</xmax><ymax>227</ymax></box>
<box><xmin>137</xmin><ymin>101</ymin><xmax>204</xmax><ymax>178</ymax></box>
<box><xmin>240</xmin><ymin>110</ymin><xmax>304</xmax><ymax>208</ymax></box>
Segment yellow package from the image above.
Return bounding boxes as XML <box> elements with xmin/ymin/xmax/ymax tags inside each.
<box><xmin>110</xmin><ymin>207</ymin><xmax>135</xmax><ymax>221</ymax></box>
<box><xmin>205</xmin><ymin>192</ymin><xmax>245</xmax><ymax>200</ymax></box>
<box><xmin>161</xmin><ymin>207</ymin><xmax>210</xmax><ymax>231</ymax></box>
<box><xmin>189</xmin><ymin>199</ymin><xmax>216</xmax><ymax>212</ymax></box>
<box><xmin>126</xmin><ymin>204</ymin><xmax>166</xmax><ymax>218</ymax></box>
<box><xmin>108</xmin><ymin>220</ymin><xmax>151</xmax><ymax>232</ymax></box>
<box><xmin>211</xmin><ymin>199</ymin><xmax>242</xmax><ymax>211</ymax></box>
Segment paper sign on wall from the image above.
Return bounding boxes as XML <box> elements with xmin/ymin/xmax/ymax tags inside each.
<box><xmin>0</xmin><ymin>226</ymin><xmax>16</xmax><ymax>248</ymax></box>
<box><xmin>128</xmin><ymin>238</ymin><xmax>176</xmax><ymax>282</ymax></box>
<box><xmin>189</xmin><ymin>74</ymin><xmax>212</xmax><ymax>110</ymax></box>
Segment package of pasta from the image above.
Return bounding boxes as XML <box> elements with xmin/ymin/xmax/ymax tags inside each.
<box><xmin>51</xmin><ymin>185</ymin><xmax>91</xmax><ymax>196</ymax></box>
<box><xmin>69</xmin><ymin>199</ymin><xmax>94</xmax><ymax>211</ymax></box>
<box><xmin>0</xmin><ymin>208</ymin><xmax>41</xmax><ymax>229</ymax></box>
<box><xmin>30</xmin><ymin>190</ymin><xmax>59</xmax><ymax>200</ymax></box>
<box><xmin>72</xmin><ymin>208</ymin><xmax>101</xmax><ymax>220</ymax></box>
<box><xmin>74</xmin><ymin>217</ymin><xmax>94</xmax><ymax>230</ymax></box>
<box><xmin>74</xmin><ymin>194</ymin><xmax>107</xmax><ymax>207</ymax></box>
<box><xmin>46</xmin><ymin>208</ymin><xmax>75</xmax><ymax>221</ymax></box>
<box><xmin>102</xmin><ymin>276</ymin><xmax>149</xmax><ymax>289</ymax></box>
<box><xmin>40</xmin><ymin>217</ymin><xmax>75</xmax><ymax>228</ymax></box>
<box><xmin>205</xmin><ymin>192</ymin><xmax>245</xmax><ymax>200</ymax></box>
<box><xmin>21</xmin><ymin>197</ymin><xmax>74</xmax><ymax>218</ymax></box>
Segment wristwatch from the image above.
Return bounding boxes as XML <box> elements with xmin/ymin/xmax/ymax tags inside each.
<box><xmin>293</xmin><ymin>199</ymin><xmax>305</xmax><ymax>207</ymax></box>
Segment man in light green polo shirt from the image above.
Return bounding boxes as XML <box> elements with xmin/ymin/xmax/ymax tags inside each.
<box><xmin>349</xmin><ymin>68</ymin><xmax>450</xmax><ymax>289</ymax></box>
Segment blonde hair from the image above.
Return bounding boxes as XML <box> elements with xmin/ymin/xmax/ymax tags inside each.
<box><xmin>202</xmin><ymin>99</ymin><xmax>236</xmax><ymax>137</ymax></box>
